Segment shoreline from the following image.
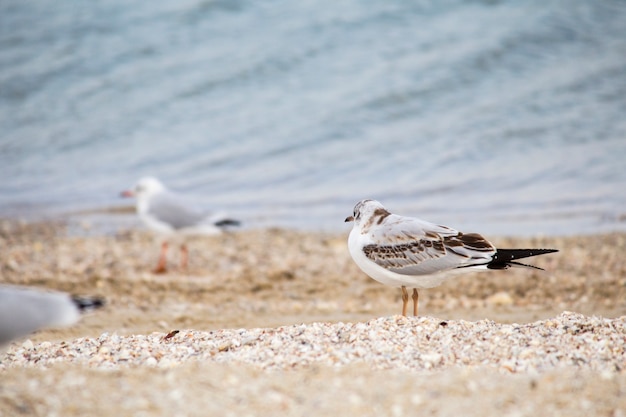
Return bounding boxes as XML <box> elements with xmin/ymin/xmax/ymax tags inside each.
<box><xmin>4</xmin><ymin>205</ymin><xmax>626</xmax><ymax>239</ymax></box>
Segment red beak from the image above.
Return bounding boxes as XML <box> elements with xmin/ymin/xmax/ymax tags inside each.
<box><xmin>120</xmin><ymin>190</ymin><xmax>134</xmax><ymax>198</ymax></box>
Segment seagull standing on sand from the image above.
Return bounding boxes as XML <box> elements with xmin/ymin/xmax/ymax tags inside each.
<box><xmin>345</xmin><ymin>199</ymin><xmax>558</xmax><ymax>317</ymax></box>
<box><xmin>121</xmin><ymin>177</ymin><xmax>240</xmax><ymax>273</ymax></box>
<box><xmin>0</xmin><ymin>285</ymin><xmax>104</xmax><ymax>345</ymax></box>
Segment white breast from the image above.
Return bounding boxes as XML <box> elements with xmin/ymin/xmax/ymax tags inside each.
<box><xmin>348</xmin><ymin>227</ymin><xmax>450</xmax><ymax>289</ymax></box>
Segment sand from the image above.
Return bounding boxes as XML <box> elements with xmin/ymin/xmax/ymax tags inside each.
<box><xmin>0</xmin><ymin>219</ymin><xmax>625</xmax><ymax>416</ymax></box>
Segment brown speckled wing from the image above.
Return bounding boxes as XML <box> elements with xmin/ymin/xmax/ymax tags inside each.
<box><xmin>363</xmin><ymin>237</ymin><xmax>447</xmax><ymax>270</ymax></box>
<box><xmin>363</xmin><ymin>232</ymin><xmax>496</xmax><ymax>275</ymax></box>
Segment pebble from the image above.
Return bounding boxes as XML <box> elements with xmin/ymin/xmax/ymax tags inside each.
<box><xmin>1</xmin><ymin>312</ymin><xmax>624</xmax><ymax>374</ymax></box>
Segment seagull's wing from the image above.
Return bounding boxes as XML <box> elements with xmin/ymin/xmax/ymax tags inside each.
<box><xmin>0</xmin><ymin>286</ymin><xmax>80</xmax><ymax>345</ymax></box>
<box><xmin>147</xmin><ymin>192</ymin><xmax>207</xmax><ymax>230</ymax></box>
<box><xmin>363</xmin><ymin>215</ymin><xmax>496</xmax><ymax>275</ymax></box>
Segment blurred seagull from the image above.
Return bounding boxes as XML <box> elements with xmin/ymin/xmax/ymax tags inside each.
<box><xmin>0</xmin><ymin>285</ymin><xmax>104</xmax><ymax>345</ymax></box>
<box><xmin>121</xmin><ymin>176</ymin><xmax>240</xmax><ymax>273</ymax></box>
<box><xmin>345</xmin><ymin>199</ymin><xmax>558</xmax><ymax>317</ymax></box>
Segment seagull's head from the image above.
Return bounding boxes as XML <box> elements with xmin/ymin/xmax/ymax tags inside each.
<box><xmin>345</xmin><ymin>199</ymin><xmax>390</xmax><ymax>228</ymax></box>
<box><xmin>120</xmin><ymin>177</ymin><xmax>166</xmax><ymax>201</ymax></box>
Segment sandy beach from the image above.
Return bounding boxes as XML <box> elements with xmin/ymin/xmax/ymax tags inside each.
<box><xmin>1</xmin><ymin>219</ymin><xmax>625</xmax><ymax>416</ymax></box>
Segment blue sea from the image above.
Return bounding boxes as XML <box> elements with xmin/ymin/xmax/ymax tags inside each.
<box><xmin>1</xmin><ymin>0</ymin><xmax>625</xmax><ymax>236</ymax></box>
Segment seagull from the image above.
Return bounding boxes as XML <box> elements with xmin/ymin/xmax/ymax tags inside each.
<box><xmin>0</xmin><ymin>285</ymin><xmax>104</xmax><ymax>345</ymax></box>
<box><xmin>121</xmin><ymin>176</ymin><xmax>240</xmax><ymax>273</ymax></box>
<box><xmin>345</xmin><ymin>199</ymin><xmax>558</xmax><ymax>316</ymax></box>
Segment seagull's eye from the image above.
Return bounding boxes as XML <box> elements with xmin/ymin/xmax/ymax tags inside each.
<box><xmin>354</xmin><ymin>210</ymin><xmax>360</xmax><ymax>220</ymax></box>
<box><xmin>135</xmin><ymin>185</ymin><xmax>145</xmax><ymax>193</ymax></box>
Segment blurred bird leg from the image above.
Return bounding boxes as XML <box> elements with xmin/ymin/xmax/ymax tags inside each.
<box><xmin>154</xmin><ymin>241</ymin><xmax>168</xmax><ymax>274</ymax></box>
<box><xmin>180</xmin><ymin>244</ymin><xmax>188</xmax><ymax>271</ymax></box>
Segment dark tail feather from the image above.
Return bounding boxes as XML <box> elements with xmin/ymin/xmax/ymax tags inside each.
<box><xmin>214</xmin><ymin>219</ymin><xmax>241</xmax><ymax>228</ymax></box>
<box><xmin>71</xmin><ymin>295</ymin><xmax>105</xmax><ymax>312</ymax></box>
<box><xmin>487</xmin><ymin>248</ymin><xmax>558</xmax><ymax>270</ymax></box>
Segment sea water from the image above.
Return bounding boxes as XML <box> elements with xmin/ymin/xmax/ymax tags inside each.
<box><xmin>1</xmin><ymin>0</ymin><xmax>625</xmax><ymax>235</ymax></box>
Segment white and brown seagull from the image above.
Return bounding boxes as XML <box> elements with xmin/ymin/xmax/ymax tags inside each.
<box><xmin>121</xmin><ymin>177</ymin><xmax>240</xmax><ymax>273</ymax></box>
<box><xmin>345</xmin><ymin>199</ymin><xmax>558</xmax><ymax>316</ymax></box>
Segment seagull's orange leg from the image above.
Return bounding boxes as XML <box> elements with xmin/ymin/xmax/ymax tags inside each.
<box><xmin>153</xmin><ymin>242</ymin><xmax>168</xmax><ymax>274</ymax></box>
<box><xmin>180</xmin><ymin>244</ymin><xmax>188</xmax><ymax>271</ymax></box>
<box><xmin>412</xmin><ymin>288</ymin><xmax>419</xmax><ymax>317</ymax></box>
<box><xmin>401</xmin><ymin>286</ymin><xmax>409</xmax><ymax>316</ymax></box>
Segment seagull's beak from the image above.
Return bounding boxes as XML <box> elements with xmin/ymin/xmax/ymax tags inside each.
<box><xmin>344</xmin><ymin>215</ymin><xmax>354</xmax><ymax>223</ymax></box>
<box><xmin>120</xmin><ymin>190</ymin><xmax>134</xmax><ymax>198</ymax></box>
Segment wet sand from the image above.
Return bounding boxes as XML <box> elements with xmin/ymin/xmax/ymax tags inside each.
<box><xmin>1</xmin><ymin>220</ymin><xmax>625</xmax><ymax>416</ymax></box>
